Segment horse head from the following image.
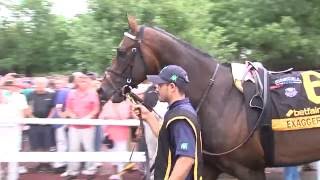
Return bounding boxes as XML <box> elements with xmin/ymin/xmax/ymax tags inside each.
<box><xmin>100</xmin><ymin>16</ymin><xmax>160</xmax><ymax>103</ymax></box>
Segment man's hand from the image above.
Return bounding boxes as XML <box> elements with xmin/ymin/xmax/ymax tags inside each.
<box><xmin>132</xmin><ymin>104</ymin><xmax>161</xmax><ymax>137</ymax></box>
<box><xmin>132</xmin><ymin>104</ymin><xmax>152</xmax><ymax>121</ymax></box>
<box><xmin>25</xmin><ymin>107</ymin><xmax>33</xmax><ymax>118</ymax></box>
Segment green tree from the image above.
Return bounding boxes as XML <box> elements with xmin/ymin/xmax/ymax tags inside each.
<box><xmin>208</xmin><ymin>0</ymin><xmax>320</xmax><ymax>69</ymax></box>
<box><xmin>0</xmin><ymin>0</ymin><xmax>75</xmax><ymax>74</ymax></box>
<box><xmin>87</xmin><ymin>0</ymin><xmax>237</xmax><ymax>63</ymax></box>
<box><xmin>1</xmin><ymin>0</ymin><xmax>320</xmax><ymax>73</ymax></box>
<box><xmin>65</xmin><ymin>14</ymin><xmax>114</xmax><ymax>72</ymax></box>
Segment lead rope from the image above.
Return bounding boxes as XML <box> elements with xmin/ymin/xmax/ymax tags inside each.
<box><xmin>125</xmin><ymin>93</ymin><xmax>151</xmax><ymax>180</ymax></box>
<box><xmin>202</xmin><ymin>67</ymin><xmax>268</xmax><ymax>156</ymax></box>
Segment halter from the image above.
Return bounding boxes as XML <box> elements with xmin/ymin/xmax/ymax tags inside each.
<box><xmin>104</xmin><ymin>26</ymin><xmax>149</xmax><ymax>94</ymax></box>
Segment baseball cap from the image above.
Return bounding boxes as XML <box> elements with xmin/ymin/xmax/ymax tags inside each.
<box><xmin>147</xmin><ymin>65</ymin><xmax>190</xmax><ymax>88</ymax></box>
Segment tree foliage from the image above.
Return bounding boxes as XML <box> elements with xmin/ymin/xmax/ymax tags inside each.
<box><xmin>0</xmin><ymin>0</ymin><xmax>320</xmax><ymax>74</ymax></box>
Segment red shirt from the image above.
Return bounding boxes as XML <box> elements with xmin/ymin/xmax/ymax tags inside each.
<box><xmin>66</xmin><ymin>89</ymin><xmax>100</xmax><ymax>128</ymax></box>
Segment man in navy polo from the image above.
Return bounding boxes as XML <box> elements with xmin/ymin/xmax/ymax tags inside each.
<box><xmin>133</xmin><ymin>65</ymin><xmax>203</xmax><ymax>180</ymax></box>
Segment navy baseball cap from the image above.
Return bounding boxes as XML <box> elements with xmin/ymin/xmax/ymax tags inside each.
<box><xmin>147</xmin><ymin>65</ymin><xmax>190</xmax><ymax>88</ymax></box>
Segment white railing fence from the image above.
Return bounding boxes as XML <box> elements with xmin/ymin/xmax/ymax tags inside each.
<box><xmin>0</xmin><ymin>118</ymin><xmax>146</xmax><ymax>180</ymax></box>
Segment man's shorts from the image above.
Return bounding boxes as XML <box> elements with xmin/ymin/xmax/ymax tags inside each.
<box><xmin>28</xmin><ymin>125</ymin><xmax>53</xmax><ymax>150</ymax></box>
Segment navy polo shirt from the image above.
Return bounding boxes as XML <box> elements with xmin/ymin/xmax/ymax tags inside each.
<box><xmin>167</xmin><ymin>98</ymin><xmax>196</xmax><ymax>179</ymax></box>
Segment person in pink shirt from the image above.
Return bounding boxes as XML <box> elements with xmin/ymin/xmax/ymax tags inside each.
<box><xmin>61</xmin><ymin>72</ymin><xmax>100</xmax><ymax>177</ymax></box>
<box><xmin>99</xmin><ymin>98</ymin><xmax>133</xmax><ymax>174</ymax></box>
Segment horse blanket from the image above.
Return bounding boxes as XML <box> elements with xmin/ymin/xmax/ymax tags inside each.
<box><xmin>233</xmin><ymin>64</ymin><xmax>320</xmax><ymax>165</ymax></box>
<box><xmin>232</xmin><ymin>62</ymin><xmax>320</xmax><ymax>131</ymax></box>
<box><xmin>270</xmin><ymin>70</ymin><xmax>320</xmax><ymax>131</ymax></box>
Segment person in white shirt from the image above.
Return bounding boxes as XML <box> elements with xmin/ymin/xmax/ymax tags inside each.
<box><xmin>0</xmin><ymin>77</ymin><xmax>29</xmax><ymax>180</ymax></box>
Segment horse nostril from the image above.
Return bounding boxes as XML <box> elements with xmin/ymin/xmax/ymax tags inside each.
<box><xmin>97</xmin><ymin>87</ymin><xmax>104</xmax><ymax>94</ymax></box>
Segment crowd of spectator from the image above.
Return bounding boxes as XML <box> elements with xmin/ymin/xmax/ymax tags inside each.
<box><xmin>0</xmin><ymin>72</ymin><xmax>167</xmax><ymax>180</ymax></box>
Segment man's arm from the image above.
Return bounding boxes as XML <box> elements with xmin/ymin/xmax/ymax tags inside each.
<box><xmin>47</xmin><ymin>92</ymin><xmax>57</xmax><ymax>118</ymax></box>
<box><xmin>47</xmin><ymin>108</ymin><xmax>55</xmax><ymax>118</ymax></box>
<box><xmin>25</xmin><ymin>105</ymin><xmax>33</xmax><ymax>117</ymax></box>
<box><xmin>64</xmin><ymin>91</ymin><xmax>76</xmax><ymax>118</ymax></box>
<box><xmin>168</xmin><ymin>120</ymin><xmax>197</xmax><ymax>180</ymax></box>
<box><xmin>26</xmin><ymin>92</ymin><xmax>34</xmax><ymax>118</ymax></box>
<box><xmin>20</xmin><ymin>94</ymin><xmax>31</xmax><ymax>118</ymax></box>
<box><xmin>169</xmin><ymin>156</ymin><xmax>195</xmax><ymax>180</ymax></box>
<box><xmin>145</xmin><ymin>112</ymin><xmax>162</xmax><ymax>137</ymax></box>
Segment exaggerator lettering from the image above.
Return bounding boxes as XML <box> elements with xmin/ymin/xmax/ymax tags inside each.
<box><xmin>286</xmin><ymin>116</ymin><xmax>320</xmax><ymax>128</ymax></box>
<box><xmin>273</xmin><ymin>115</ymin><xmax>320</xmax><ymax>131</ymax></box>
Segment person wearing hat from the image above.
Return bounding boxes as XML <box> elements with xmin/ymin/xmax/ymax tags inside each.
<box><xmin>132</xmin><ymin>65</ymin><xmax>203</xmax><ymax>180</ymax></box>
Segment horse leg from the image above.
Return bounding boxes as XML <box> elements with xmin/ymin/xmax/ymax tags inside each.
<box><xmin>233</xmin><ymin>167</ymin><xmax>266</xmax><ymax>180</ymax></box>
<box><xmin>203</xmin><ymin>163</ymin><xmax>221</xmax><ymax>180</ymax></box>
<box><xmin>215</xmin><ymin>157</ymin><xmax>265</xmax><ymax>180</ymax></box>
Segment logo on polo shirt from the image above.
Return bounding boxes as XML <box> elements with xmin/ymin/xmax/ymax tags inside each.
<box><xmin>180</xmin><ymin>142</ymin><xmax>188</xmax><ymax>151</ymax></box>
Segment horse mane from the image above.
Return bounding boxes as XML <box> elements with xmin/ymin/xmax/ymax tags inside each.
<box><xmin>151</xmin><ymin>26</ymin><xmax>213</xmax><ymax>59</ymax></box>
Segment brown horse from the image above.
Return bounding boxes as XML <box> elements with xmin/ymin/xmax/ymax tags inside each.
<box><xmin>100</xmin><ymin>16</ymin><xmax>320</xmax><ymax>180</ymax></box>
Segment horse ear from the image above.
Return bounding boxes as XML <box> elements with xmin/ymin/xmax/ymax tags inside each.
<box><xmin>127</xmin><ymin>15</ymin><xmax>139</xmax><ymax>33</ymax></box>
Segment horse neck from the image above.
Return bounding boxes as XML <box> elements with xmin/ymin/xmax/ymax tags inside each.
<box><xmin>145</xmin><ymin>29</ymin><xmax>233</xmax><ymax>105</ymax></box>
<box><xmin>145</xmin><ymin>30</ymin><xmax>247</xmax><ymax>146</ymax></box>
<box><xmin>144</xmin><ymin>30</ymin><xmax>249</xmax><ymax>151</ymax></box>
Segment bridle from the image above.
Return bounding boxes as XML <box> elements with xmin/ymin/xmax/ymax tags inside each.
<box><xmin>104</xmin><ymin>26</ymin><xmax>149</xmax><ymax>94</ymax></box>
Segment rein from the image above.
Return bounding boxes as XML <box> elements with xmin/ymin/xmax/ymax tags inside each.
<box><xmin>200</xmin><ymin>66</ymin><xmax>268</xmax><ymax>156</ymax></box>
<box><xmin>196</xmin><ymin>64</ymin><xmax>220</xmax><ymax>113</ymax></box>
